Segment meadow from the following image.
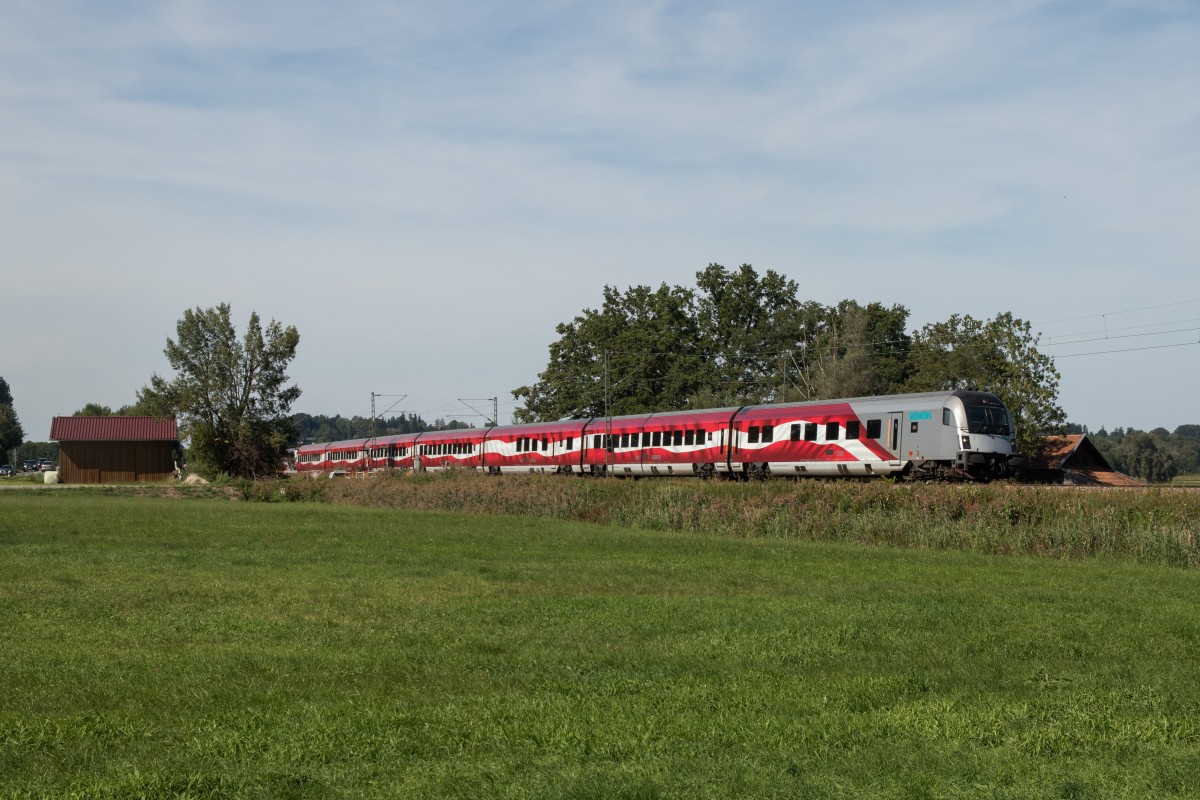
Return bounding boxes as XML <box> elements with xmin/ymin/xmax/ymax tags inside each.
<box><xmin>2</xmin><ymin>490</ymin><xmax>1199</xmax><ymax>798</ymax></box>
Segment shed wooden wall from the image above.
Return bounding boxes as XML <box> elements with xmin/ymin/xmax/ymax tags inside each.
<box><xmin>59</xmin><ymin>441</ymin><xmax>175</xmax><ymax>484</ymax></box>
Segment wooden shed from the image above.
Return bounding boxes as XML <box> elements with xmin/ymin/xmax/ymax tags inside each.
<box><xmin>1024</xmin><ymin>434</ymin><xmax>1144</xmax><ymax>487</ymax></box>
<box><xmin>49</xmin><ymin>416</ymin><xmax>179</xmax><ymax>484</ymax></box>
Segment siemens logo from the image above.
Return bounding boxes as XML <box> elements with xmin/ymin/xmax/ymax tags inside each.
<box><xmin>909</xmin><ymin>411</ymin><xmax>933</xmax><ymax>421</ymax></box>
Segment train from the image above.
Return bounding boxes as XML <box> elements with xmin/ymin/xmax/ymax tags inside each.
<box><xmin>295</xmin><ymin>389</ymin><xmax>1025</xmax><ymax>481</ymax></box>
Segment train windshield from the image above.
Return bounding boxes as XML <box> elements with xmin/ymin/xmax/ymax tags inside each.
<box><xmin>965</xmin><ymin>404</ymin><xmax>1011</xmax><ymax>436</ymax></box>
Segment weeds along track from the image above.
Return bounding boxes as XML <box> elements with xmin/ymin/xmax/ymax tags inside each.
<box><xmin>231</xmin><ymin>471</ymin><xmax>1200</xmax><ymax>569</ymax></box>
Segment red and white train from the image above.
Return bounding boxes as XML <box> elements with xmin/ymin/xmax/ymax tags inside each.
<box><xmin>296</xmin><ymin>390</ymin><xmax>1023</xmax><ymax>481</ymax></box>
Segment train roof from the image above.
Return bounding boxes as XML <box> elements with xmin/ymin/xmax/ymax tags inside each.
<box><xmin>416</xmin><ymin>427</ymin><xmax>486</xmax><ymax>441</ymax></box>
<box><xmin>487</xmin><ymin>418</ymin><xmax>592</xmax><ymax>436</ymax></box>
<box><xmin>325</xmin><ymin>438</ymin><xmax>371</xmax><ymax>449</ymax></box>
<box><xmin>740</xmin><ymin>390</ymin><xmax>1004</xmax><ymax>414</ymax></box>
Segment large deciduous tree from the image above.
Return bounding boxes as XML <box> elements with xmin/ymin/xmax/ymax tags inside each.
<box><xmin>0</xmin><ymin>376</ymin><xmax>25</xmax><ymax>459</ymax></box>
<box><xmin>512</xmin><ymin>283</ymin><xmax>706</xmax><ymax>422</ymax></box>
<box><xmin>905</xmin><ymin>312</ymin><xmax>1064</xmax><ymax>456</ymax></box>
<box><xmin>138</xmin><ymin>304</ymin><xmax>301</xmax><ymax>479</ymax></box>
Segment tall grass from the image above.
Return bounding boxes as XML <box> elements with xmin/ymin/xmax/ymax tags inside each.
<box><xmin>248</xmin><ymin>472</ymin><xmax>1200</xmax><ymax>568</ymax></box>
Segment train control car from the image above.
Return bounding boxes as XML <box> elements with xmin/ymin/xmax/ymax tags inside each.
<box><xmin>723</xmin><ymin>390</ymin><xmax>1020</xmax><ymax>480</ymax></box>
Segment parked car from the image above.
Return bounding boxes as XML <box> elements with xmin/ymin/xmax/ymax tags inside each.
<box><xmin>38</xmin><ymin>460</ymin><xmax>55</xmax><ymax>472</ymax></box>
<box><xmin>0</xmin><ymin>464</ymin><xmax>15</xmax><ymax>477</ymax></box>
<box><xmin>22</xmin><ymin>460</ymin><xmax>38</xmax><ymax>472</ymax></box>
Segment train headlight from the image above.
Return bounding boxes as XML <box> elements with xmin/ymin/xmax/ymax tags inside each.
<box><xmin>961</xmin><ymin>435</ymin><xmax>971</xmax><ymax>450</ymax></box>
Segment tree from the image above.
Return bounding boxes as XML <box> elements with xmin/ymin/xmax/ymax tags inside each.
<box><xmin>512</xmin><ymin>283</ymin><xmax>706</xmax><ymax>422</ymax></box>
<box><xmin>72</xmin><ymin>402</ymin><xmax>153</xmax><ymax>416</ymax></box>
<box><xmin>1104</xmin><ymin>430</ymin><xmax>1178</xmax><ymax>483</ymax></box>
<box><xmin>693</xmin><ymin>263</ymin><xmax>813</xmax><ymax>405</ymax></box>
<box><xmin>801</xmin><ymin>300</ymin><xmax>912</xmax><ymax>401</ymax></box>
<box><xmin>905</xmin><ymin>312</ymin><xmax>1065</xmax><ymax>457</ymax></box>
<box><xmin>73</xmin><ymin>403</ymin><xmax>115</xmax><ymax>416</ymax></box>
<box><xmin>138</xmin><ymin>304</ymin><xmax>301</xmax><ymax>479</ymax></box>
<box><xmin>0</xmin><ymin>377</ymin><xmax>25</xmax><ymax>461</ymax></box>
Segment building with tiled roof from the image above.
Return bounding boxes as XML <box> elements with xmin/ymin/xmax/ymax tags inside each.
<box><xmin>49</xmin><ymin>416</ymin><xmax>179</xmax><ymax>484</ymax></box>
<box><xmin>1025</xmin><ymin>434</ymin><xmax>1144</xmax><ymax>487</ymax></box>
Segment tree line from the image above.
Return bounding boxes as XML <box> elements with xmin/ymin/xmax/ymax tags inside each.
<box><xmin>513</xmin><ymin>263</ymin><xmax>1064</xmax><ymax>458</ymax></box>
<box><xmin>291</xmin><ymin>413</ymin><xmax>472</xmax><ymax>444</ymax></box>
<box><xmin>1073</xmin><ymin>424</ymin><xmax>1200</xmax><ymax>484</ymax></box>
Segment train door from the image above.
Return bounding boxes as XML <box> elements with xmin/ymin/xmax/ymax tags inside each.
<box><xmin>887</xmin><ymin>411</ymin><xmax>903</xmax><ymax>457</ymax></box>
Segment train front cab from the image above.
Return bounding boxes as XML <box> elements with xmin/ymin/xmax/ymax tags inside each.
<box><xmin>944</xmin><ymin>390</ymin><xmax>1021</xmax><ymax>477</ymax></box>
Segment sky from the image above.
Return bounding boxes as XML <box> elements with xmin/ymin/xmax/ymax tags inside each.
<box><xmin>2</xmin><ymin>0</ymin><xmax>1198</xmax><ymax>438</ymax></box>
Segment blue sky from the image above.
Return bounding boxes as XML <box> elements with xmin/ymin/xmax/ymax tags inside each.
<box><xmin>3</xmin><ymin>0</ymin><xmax>1198</xmax><ymax>435</ymax></box>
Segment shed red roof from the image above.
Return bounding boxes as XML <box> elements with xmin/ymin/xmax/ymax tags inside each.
<box><xmin>1034</xmin><ymin>434</ymin><xmax>1084</xmax><ymax>470</ymax></box>
<box><xmin>50</xmin><ymin>416</ymin><xmax>178</xmax><ymax>442</ymax></box>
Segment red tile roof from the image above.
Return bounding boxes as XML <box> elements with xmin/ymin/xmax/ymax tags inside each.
<box><xmin>50</xmin><ymin>416</ymin><xmax>178</xmax><ymax>442</ymax></box>
<box><xmin>1034</xmin><ymin>434</ymin><xmax>1084</xmax><ymax>470</ymax></box>
<box><xmin>1066</xmin><ymin>468</ymin><xmax>1145</xmax><ymax>487</ymax></box>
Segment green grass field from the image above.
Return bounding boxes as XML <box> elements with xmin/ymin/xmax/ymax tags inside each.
<box><xmin>2</xmin><ymin>492</ymin><xmax>1199</xmax><ymax>798</ymax></box>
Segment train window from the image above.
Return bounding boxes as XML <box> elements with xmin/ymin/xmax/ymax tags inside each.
<box><xmin>826</xmin><ymin>422</ymin><xmax>839</xmax><ymax>440</ymax></box>
<box><xmin>748</xmin><ymin>426</ymin><xmax>760</xmax><ymax>444</ymax></box>
<box><xmin>652</xmin><ymin>431</ymin><xmax>661</xmax><ymax>447</ymax></box>
<box><xmin>790</xmin><ymin>424</ymin><xmax>801</xmax><ymax>442</ymax></box>
<box><xmin>567</xmin><ymin>437</ymin><xmax>573</xmax><ymax>450</ymax></box>
<box><xmin>542</xmin><ymin>438</ymin><xmax>548</xmax><ymax>451</ymax></box>
<box><xmin>846</xmin><ymin>421</ymin><xmax>860</xmax><ymax>439</ymax></box>
<box><xmin>673</xmin><ymin>430</ymin><xmax>683</xmax><ymax>446</ymax></box>
<box><xmin>618</xmin><ymin>433</ymin><xmax>627</xmax><ymax>448</ymax></box>
<box><xmin>804</xmin><ymin>423</ymin><xmax>817</xmax><ymax>441</ymax></box>
<box><xmin>607</xmin><ymin>435</ymin><xmax>615</xmax><ymax>451</ymax></box>
<box><xmin>593</xmin><ymin>435</ymin><xmax>600</xmax><ymax>450</ymax></box>
<box><xmin>685</xmin><ymin>430</ymin><xmax>695</xmax><ymax>446</ymax></box>
<box><xmin>866</xmin><ymin>419</ymin><xmax>882</xmax><ymax>439</ymax></box>
<box><xmin>762</xmin><ymin>426</ymin><xmax>773</xmax><ymax>443</ymax></box>
<box><xmin>943</xmin><ymin>408</ymin><xmax>954</xmax><ymax>426</ymax></box>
